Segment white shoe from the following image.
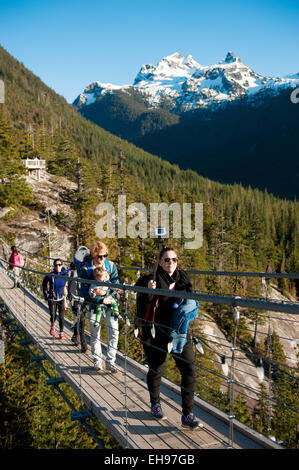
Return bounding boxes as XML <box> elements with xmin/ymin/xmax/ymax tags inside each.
<box><xmin>94</xmin><ymin>361</ymin><xmax>104</xmax><ymax>371</ymax></box>
<box><xmin>106</xmin><ymin>362</ymin><xmax>118</xmax><ymax>373</ymax></box>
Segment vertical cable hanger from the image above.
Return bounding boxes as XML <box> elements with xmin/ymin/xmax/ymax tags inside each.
<box><xmin>37</xmin><ymin>355</ymin><xmax>42</xmax><ymax>441</ymax></box>
<box><xmin>226</xmin><ymin>298</ymin><xmax>240</xmax><ymax>449</ymax></box>
<box><xmin>36</xmin><ymin>272</ymin><xmax>42</xmax><ymax>442</ymax></box>
<box><xmin>77</xmin><ymin>278</ymin><xmax>84</xmax><ymax>412</ymax></box>
<box><xmin>23</xmin><ymin>277</ymin><xmax>27</xmax><ymax>334</ymax></box>
<box><xmin>34</xmin><ymin>272</ymin><xmax>39</xmax><ymax>344</ymax></box>
<box><xmin>122</xmin><ymin>290</ymin><xmax>129</xmax><ymax>448</ymax></box>
<box><xmin>262</xmin><ymin>277</ymin><xmax>275</xmax><ymax>441</ymax></box>
<box><xmin>49</xmin><ymin>270</ymin><xmax>58</xmax><ymax>449</ymax></box>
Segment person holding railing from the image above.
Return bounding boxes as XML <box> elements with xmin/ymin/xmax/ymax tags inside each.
<box><xmin>135</xmin><ymin>246</ymin><xmax>201</xmax><ymax>430</ymax></box>
<box><xmin>42</xmin><ymin>258</ymin><xmax>68</xmax><ymax>339</ymax></box>
<box><xmin>79</xmin><ymin>241</ymin><xmax>121</xmax><ymax>373</ymax></box>
<box><xmin>66</xmin><ymin>262</ymin><xmax>88</xmax><ymax>353</ymax></box>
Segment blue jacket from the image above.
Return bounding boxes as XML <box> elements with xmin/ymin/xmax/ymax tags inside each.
<box><xmin>42</xmin><ymin>268</ymin><xmax>67</xmax><ymax>301</ymax></box>
<box><xmin>79</xmin><ymin>258</ymin><xmax>120</xmax><ymax>305</ymax></box>
<box><xmin>169</xmin><ymin>299</ymin><xmax>199</xmax><ymax>353</ymax></box>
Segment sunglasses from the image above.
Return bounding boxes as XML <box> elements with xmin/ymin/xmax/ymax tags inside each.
<box><xmin>163</xmin><ymin>257</ymin><xmax>178</xmax><ymax>263</ymax></box>
<box><xmin>55</xmin><ymin>263</ymin><xmax>62</xmax><ymax>267</ymax></box>
<box><xmin>96</xmin><ymin>254</ymin><xmax>107</xmax><ymax>259</ymax></box>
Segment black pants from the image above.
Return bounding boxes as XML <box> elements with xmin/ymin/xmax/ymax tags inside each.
<box><xmin>48</xmin><ymin>300</ymin><xmax>64</xmax><ymax>332</ymax></box>
<box><xmin>143</xmin><ymin>336</ymin><xmax>196</xmax><ymax>416</ymax></box>
<box><xmin>72</xmin><ymin>301</ymin><xmax>86</xmax><ymax>344</ymax></box>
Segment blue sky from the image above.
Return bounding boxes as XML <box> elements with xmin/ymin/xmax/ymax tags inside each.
<box><xmin>0</xmin><ymin>0</ymin><xmax>298</xmax><ymax>103</ymax></box>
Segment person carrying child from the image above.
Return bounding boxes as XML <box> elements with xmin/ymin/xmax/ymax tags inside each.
<box><xmin>135</xmin><ymin>246</ymin><xmax>201</xmax><ymax>429</ymax></box>
<box><xmin>79</xmin><ymin>241</ymin><xmax>121</xmax><ymax>373</ymax></box>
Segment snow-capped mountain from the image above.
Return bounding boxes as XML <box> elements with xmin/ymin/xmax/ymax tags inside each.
<box><xmin>73</xmin><ymin>51</ymin><xmax>299</xmax><ymax>113</ymax></box>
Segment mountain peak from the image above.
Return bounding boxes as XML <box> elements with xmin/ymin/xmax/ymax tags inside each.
<box><xmin>155</xmin><ymin>52</ymin><xmax>201</xmax><ymax>74</ymax></box>
<box><xmin>163</xmin><ymin>52</ymin><xmax>184</xmax><ymax>62</ymax></box>
<box><xmin>224</xmin><ymin>51</ymin><xmax>239</xmax><ymax>63</ymax></box>
<box><xmin>133</xmin><ymin>52</ymin><xmax>201</xmax><ymax>85</ymax></box>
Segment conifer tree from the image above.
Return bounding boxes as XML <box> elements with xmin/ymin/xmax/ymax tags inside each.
<box><xmin>252</xmin><ymin>383</ymin><xmax>270</xmax><ymax>435</ymax></box>
<box><xmin>0</xmin><ymin>110</ymin><xmax>32</xmax><ymax>206</ymax></box>
<box><xmin>233</xmin><ymin>393</ymin><xmax>252</xmax><ymax>426</ymax></box>
<box><xmin>73</xmin><ymin>156</ymin><xmax>99</xmax><ymax>247</ymax></box>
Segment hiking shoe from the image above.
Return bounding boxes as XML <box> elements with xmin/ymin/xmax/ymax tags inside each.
<box><xmin>71</xmin><ymin>334</ymin><xmax>79</xmax><ymax>346</ymax></box>
<box><xmin>181</xmin><ymin>413</ymin><xmax>202</xmax><ymax>430</ymax></box>
<box><xmin>50</xmin><ymin>327</ymin><xmax>55</xmax><ymax>336</ymax></box>
<box><xmin>81</xmin><ymin>341</ymin><xmax>88</xmax><ymax>353</ymax></box>
<box><xmin>151</xmin><ymin>403</ymin><xmax>166</xmax><ymax>420</ymax></box>
<box><xmin>94</xmin><ymin>361</ymin><xmax>104</xmax><ymax>371</ymax></box>
<box><xmin>106</xmin><ymin>362</ymin><xmax>119</xmax><ymax>373</ymax></box>
<box><xmin>59</xmin><ymin>332</ymin><xmax>66</xmax><ymax>340</ymax></box>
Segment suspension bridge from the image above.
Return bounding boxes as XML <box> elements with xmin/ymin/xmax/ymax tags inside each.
<box><xmin>0</xmin><ymin>249</ymin><xmax>298</xmax><ymax>450</ymax></box>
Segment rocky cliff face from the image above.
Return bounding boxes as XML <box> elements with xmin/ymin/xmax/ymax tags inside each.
<box><xmin>196</xmin><ymin>283</ymin><xmax>298</xmax><ymax>402</ymax></box>
<box><xmin>0</xmin><ymin>169</ymin><xmax>77</xmax><ymax>261</ymax></box>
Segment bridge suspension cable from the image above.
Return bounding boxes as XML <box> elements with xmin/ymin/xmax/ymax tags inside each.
<box><xmin>6</xmin><ymin>240</ymin><xmax>299</xmax><ymax>279</ymax></box>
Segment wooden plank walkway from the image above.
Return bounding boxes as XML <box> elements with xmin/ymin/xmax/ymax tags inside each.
<box><xmin>0</xmin><ymin>266</ymin><xmax>281</xmax><ymax>449</ymax></box>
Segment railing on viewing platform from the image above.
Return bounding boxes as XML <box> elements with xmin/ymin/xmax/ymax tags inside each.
<box><xmin>22</xmin><ymin>158</ymin><xmax>46</xmax><ymax>169</ymax></box>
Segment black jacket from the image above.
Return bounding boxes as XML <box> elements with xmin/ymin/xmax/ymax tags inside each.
<box><xmin>135</xmin><ymin>265</ymin><xmax>192</xmax><ymax>340</ymax></box>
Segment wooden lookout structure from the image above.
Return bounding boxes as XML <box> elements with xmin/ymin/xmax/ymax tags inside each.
<box><xmin>22</xmin><ymin>158</ymin><xmax>46</xmax><ymax>181</ymax></box>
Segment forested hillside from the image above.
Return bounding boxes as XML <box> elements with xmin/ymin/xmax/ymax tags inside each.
<box><xmin>74</xmin><ymin>88</ymin><xmax>179</xmax><ymax>141</ymax></box>
<box><xmin>134</xmin><ymin>88</ymin><xmax>299</xmax><ymax>200</ymax></box>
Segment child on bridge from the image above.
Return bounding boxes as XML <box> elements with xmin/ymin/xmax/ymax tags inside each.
<box><xmin>89</xmin><ymin>266</ymin><xmax>120</xmax><ymax>326</ymax></box>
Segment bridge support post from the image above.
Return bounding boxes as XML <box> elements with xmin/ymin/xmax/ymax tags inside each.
<box><xmin>46</xmin><ymin>377</ymin><xmax>65</xmax><ymax>386</ymax></box>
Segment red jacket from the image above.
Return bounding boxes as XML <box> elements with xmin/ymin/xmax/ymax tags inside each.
<box><xmin>9</xmin><ymin>253</ymin><xmax>23</xmax><ymax>270</ymax></box>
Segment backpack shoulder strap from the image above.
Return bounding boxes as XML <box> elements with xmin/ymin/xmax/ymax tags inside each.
<box><xmin>104</xmin><ymin>258</ymin><xmax>113</xmax><ymax>274</ymax></box>
<box><xmin>84</xmin><ymin>261</ymin><xmax>93</xmax><ymax>278</ymax></box>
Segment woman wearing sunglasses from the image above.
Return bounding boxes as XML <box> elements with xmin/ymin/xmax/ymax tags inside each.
<box><xmin>79</xmin><ymin>241</ymin><xmax>120</xmax><ymax>372</ymax></box>
<box><xmin>42</xmin><ymin>259</ymin><xmax>67</xmax><ymax>339</ymax></box>
<box><xmin>135</xmin><ymin>246</ymin><xmax>201</xmax><ymax>430</ymax></box>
